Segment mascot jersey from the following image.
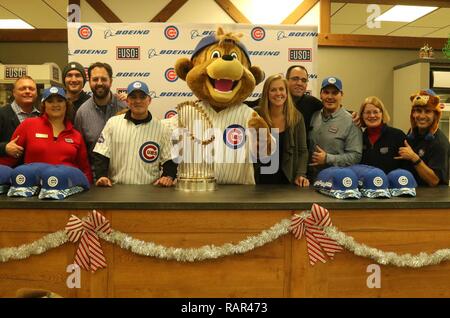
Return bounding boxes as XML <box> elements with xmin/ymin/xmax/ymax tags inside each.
<box><xmin>200</xmin><ymin>101</ymin><xmax>256</xmax><ymax>185</ymax></box>
<box><xmin>93</xmin><ymin>113</ymin><xmax>172</xmax><ymax>184</ymax></box>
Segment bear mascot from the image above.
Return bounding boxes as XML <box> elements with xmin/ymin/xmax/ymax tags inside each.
<box><xmin>173</xmin><ymin>27</ymin><xmax>273</xmax><ymax>184</ymax></box>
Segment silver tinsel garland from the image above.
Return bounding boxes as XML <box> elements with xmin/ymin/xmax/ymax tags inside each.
<box><xmin>0</xmin><ymin>217</ymin><xmax>449</xmax><ymax>268</ymax></box>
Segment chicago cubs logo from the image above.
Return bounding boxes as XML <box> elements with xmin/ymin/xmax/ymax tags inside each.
<box><xmin>139</xmin><ymin>141</ymin><xmax>160</xmax><ymax>163</ymax></box>
<box><xmin>373</xmin><ymin>177</ymin><xmax>383</xmax><ymax>187</ymax></box>
<box><xmin>165</xmin><ymin>68</ymin><xmax>178</xmax><ymax>82</ymax></box>
<box><xmin>251</xmin><ymin>27</ymin><xmax>265</xmax><ymax>41</ymax></box>
<box><xmin>223</xmin><ymin>124</ymin><xmax>246</xmax><ymax>149</ymax></box>
<box><xmin>398</xmin><ymin>176</ymin><xmax>409</xmax><ymax>186</ymax></box>
<box><xmin>47</xmin><ymin>176</ymin><xmax>59</xmax><ymax>188</ymax></box>
<box><xmin>164</xmin><ymin>25</ymin><xmax>179</xmax><ymax>40</ymax></box>
<box><xmin>342</xmin><ymin>177</ymin><xmax>353</xmax><ymax>188</ymax></box>
<box><xmin>78</xmin><ymin>25</ymin><xmax>93</xmax><ymax>40</ymax></box>
<box><xmin>164</xmin><ymin>110</ymin><xmax>177</xmax><ymax>118</ymax></box>
<box><xmin>15</xmin><ymin>174</ymin><xmax>26</xmax><ymax>185</ymax></box>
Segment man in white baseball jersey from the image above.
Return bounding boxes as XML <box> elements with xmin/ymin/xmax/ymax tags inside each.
<box><xmin>93</xmin><ymin>81</ymin><xmax>176</xmax><ymax>186</ymax></box>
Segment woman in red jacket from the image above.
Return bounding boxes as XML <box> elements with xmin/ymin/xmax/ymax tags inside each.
<box><xmin>0</xmin><ymin>86</ymin><xmax>93</xmax><ymax>183</ymax></box>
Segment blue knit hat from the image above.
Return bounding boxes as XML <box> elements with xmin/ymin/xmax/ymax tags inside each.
<box><xmin>7</xmin><ymin>163</ymin><xmax>51</xmax><ymax>197</ymax></box>
<box><xmin>387</xmin><ymin>169</ymin><xmax>417</xmax><ymax>197</ymax></box>
<box><xmin>314</xmin><ymin>167</ymin><xmax>361</xmax><ymax>199</ymax></box>
<box><xmin>39</xmin><ymin>165</ymin><xmax>90</xmax><ymax>200</ymax></box>
<box><xmin>349</xmin><ymin>164</ymin><xmax>391</xmax><ymax>198</ymax></box>
<box><xmin>0</xmin><ymin>165</ymin><xmax>13</xmax><ymax>194</ymax></box>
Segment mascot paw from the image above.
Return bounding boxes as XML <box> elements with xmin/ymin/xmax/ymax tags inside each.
<box><xmin>248</xmin><ymin>112</ymin><xmax>273</xmax><ymax>155</ymax></box>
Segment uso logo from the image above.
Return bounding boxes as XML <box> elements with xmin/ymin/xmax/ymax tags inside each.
<box><xmin>116</xmin><ymin>46</ymin><xmax>140</xmax><ymax>60</ymax></box>
<box><xmin>223</xmin><ymin>124</ymin><xmax>246</xmax><ymax>149</ymax></box>
<box><xmin>251</xmin><ymin>27</ymin><xmax>265</xmax><ymax>41</ymax></box>
<box><xmin>139</xmin><ymin>141</ymin><xmax>160</xmax><ymax>163</ymax></box>
<box><xmin>164</xmin><ymin>68</ymin><xmax>178</xmax><ymax>82</ymax></box>
<box><xmin>78</xmin><ymin>25</ymin><xmax>93</xmax><ymax>40</ymax></box>
<box><xmin>164</xmin><ymin>110</ymin><xmax>177</xmax><ymax>118</ymax></box>
<box><xmin>164</xmin><ymin>25</ymin><xmax>179</xmax><ymax>40</ymax></box>
<box><xmin>288</xmin><ymin>48</ymin><xmax>312</xmax><ymax>62</ymax></box>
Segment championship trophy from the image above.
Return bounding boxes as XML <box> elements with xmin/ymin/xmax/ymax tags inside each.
<box><xmin>175</xmin><ymin>101</ymin><xmax>217</xmax><ymax>191</ymax></box>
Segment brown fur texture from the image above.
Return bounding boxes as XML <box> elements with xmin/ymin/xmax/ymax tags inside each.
<box><xmin>409</xmin><ymin>90</ymin><xmax>442</xmax><ymax>135</ymax></box>
<box><xmin>175</xmin><ymin>27</ymin><xmax>264</xmax><ymax>112</ymax></box>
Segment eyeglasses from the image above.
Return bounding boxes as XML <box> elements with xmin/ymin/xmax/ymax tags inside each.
<box><xmin>363</xmin><ymin>110</ymin><xmax>382</xmax><ymax>116</ymax></box>
<box><xmin>288</xmin><ymin>77</ymin><xmax>308</xmax><ymax>83</ymax></box>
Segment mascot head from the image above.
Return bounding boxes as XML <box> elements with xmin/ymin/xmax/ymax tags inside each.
<box><xmin>175</xmin><ymin>27</ymin><xmax>264</xmax><ymax>111</ymax></box>
<box><xmin>409</xmin><ymin>89</ymin><xmax>442</xmax><ymax>136</ymax></box>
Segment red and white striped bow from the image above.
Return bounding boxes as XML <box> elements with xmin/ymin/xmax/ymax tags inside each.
<box><xmin>290</xmin><ymin>203</ymin><xmax>343</xmax><ymax>265</ymax></box>
<box><xmin>65</xmin><ymin>210</ymin><xmax>111</xmax><ymax>272</ymax></box>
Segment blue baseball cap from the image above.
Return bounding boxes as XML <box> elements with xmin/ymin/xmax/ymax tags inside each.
<box><xmin>321</xmin><ymin>76</ymin><xmax>343</xmax><ymax>92</ymax></box>
<box><xmin>314</xmin><ymin>167</ymin><xmax>361</xmax><ymax>199</ymax></box>
<box><xmin>349</xmin><ymin>164</ymin><xmax>390</xmax><ymax>198</ymax></box>
<box><xmin>127</xmin><ymin>81</ymin><xmax>150</xmax><ymax>96</ymax></box>
<box><xmin>191</xmin><ymin>33</ymin><xmax>251</xmax><ymax>65</ymax></box>
<box><xmin>41</xmin><ymin>86</ymin><xmax>66</xmax><ymax>103</ymax></box>
<box><xmin>7</xmin><ymin>163</ymin><xmax>51</xmax><ymax>197</ymax></box>
<box><xmin>0</xmin><ymin>165</ymin><xmax>13</xmax><ymax>194</ymax></box>
<box><xmin>39</xmin><ymin>165</ymin><xmax>89</xmax><ymax>200</ymax></box>
<box><xmin>387</xmin><ymin>169</ymin><xmax>417</xmax><ymax>197</ymax></box>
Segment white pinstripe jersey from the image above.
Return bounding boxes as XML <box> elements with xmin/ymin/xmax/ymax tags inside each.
<box><xmin>201</xmin><ymin>101</ymin><xmax>256</xmax><ymax>185</ymax></box>
<box><xmin>93</xmin><ymin>113</ymin><xmax>171</xmax><ymax>184</ymax></box>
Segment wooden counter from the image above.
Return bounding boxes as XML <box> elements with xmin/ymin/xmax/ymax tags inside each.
<box><xmin>1</xmin><ymin>185</ymin><xmax>449</xmax><ymax>297</ymax></box>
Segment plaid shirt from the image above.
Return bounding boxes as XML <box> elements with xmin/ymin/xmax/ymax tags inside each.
<box><xmin>10</xmin><ymin>101</ymin><xmax>40</xmax><ymax>123</ymax></box>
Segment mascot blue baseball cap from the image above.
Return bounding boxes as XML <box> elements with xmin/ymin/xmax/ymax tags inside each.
<box><xmin>314</xmin><ymin>166</ymin><xmax>361</xmax><ymax>199</ymax></box>
<box><xmin>39</xmin><ymin>165</ymin><xmax>89</xmax><ymax>200</ymax></box>
<box><xmin>7</xmin><ymin>163</ymin><xmax>51</xmax><ymax>197</ymax></box>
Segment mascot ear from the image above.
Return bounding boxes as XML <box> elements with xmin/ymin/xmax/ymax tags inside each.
<box><xmin>175</xmin><ymin>58</ymin><xmax>193</xmax><ymax>81</ymax></box>
<box><xmin>249</xmin><ymin>66</ymin><xmax>264</xmax><ymax>86</ymax></box>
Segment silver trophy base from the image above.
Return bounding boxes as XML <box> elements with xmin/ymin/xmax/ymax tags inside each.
<box><xmin>176</xmin><ymin>178</ymin><xmax>217</xmax><ymax>192</ymax></box>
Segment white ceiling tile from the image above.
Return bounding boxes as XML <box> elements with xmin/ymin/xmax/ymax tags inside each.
<box><xmin>331</xmin><ymin>3</ymin><xmax>393</xmax><ymax>25</ymax></box>
<box><xmin>106</xmin><ymin>0</ymin><xmax>170</xmax><ymax>23</ymax></box>
<box><xmin>0</xmin><ymin>0</ymin><xmax>65</xmax><ymax>28</ymax></box>
<box><xmin>424</xmin><ymin>25</ymin><xmax>450</xmax><ymax>38</ymax></box>
<box><xmin>331</xmin><ymin>24</ymin><xmax>361</xmax><ymax>34</ymax></box>
<box><xmin>408</xmin><ymin>8</ymin><xmax>450</xmax><ymax>28</ymax></box>
<box><xmin>169</xmin><ymin>0</ymin><xmax>234</xmax><ymax>23</ymax></box>
<box><xmin>352</xmin><ymin>21</ymin><xmax>407</xmax><ymax>35</ymax></box>
<box><xmin>389</xmin><ymin>26</ymin><xmax>440</xmax><ymax>37</ymax></box>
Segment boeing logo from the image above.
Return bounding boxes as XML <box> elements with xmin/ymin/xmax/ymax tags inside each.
<box><xmin>276</xmin><ymin>31</ymin><xmax>318</xmax><ymax>40</ymax></box>
<box><xmin>115</xmin><ymin>72</ymin><xmax>150</xmax><ymax>77</ymax></box>
<box><xmin>160</xmin><ymin>92</ymin><xmax>193</xmax><ymax>97</ymax></box>
<box><xmin>190</xmin><ymin>29</ymin><xmax>215</xmax><ymax>39</ymax></box>
<box><xmin>72</xmin><ymin>49</ymin><xmax>108</xmax><ymax>55</ymax></box>
<box><xmin>104</xmin><ymin>29</ymin><xmax>150</xmax><ymax>39</ymax></box>
<box><xmin>248</xmin><ymin>50</ymin><xmax>280</xmax><ymax>56</ymax></box>
<box><xmin>147</xmin><ymin>49</ymin><xmax>194</xmax><ymax>59</ymax></box>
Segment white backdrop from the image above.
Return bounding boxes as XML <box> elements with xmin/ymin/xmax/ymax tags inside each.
<box><xmin>68</xmin><ymin>22</ymin><xmax>318</xmax><ymax>119</ymax></box>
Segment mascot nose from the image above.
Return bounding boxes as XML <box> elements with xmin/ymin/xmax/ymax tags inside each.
<box><xmin>222</xmin><ymin>55</ymin><xmax>234</xmax><ymax>61</ymax></box>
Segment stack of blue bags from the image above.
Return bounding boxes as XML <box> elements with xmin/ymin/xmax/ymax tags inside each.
<box><xmin>0</xmin><ymin>163</ymin><xmax>89</xmax><ymax>200</ymax></box>
<box><xmin>314</xmin><ymin>164</ymin><xmax>417</xmax><ymax>199</ymax></box>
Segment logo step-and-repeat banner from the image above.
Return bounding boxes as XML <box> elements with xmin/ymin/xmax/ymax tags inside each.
<box><xmin>68</xmin><ymin>23</ymin><xmax>318</xmax><ymax>119</ymax></box>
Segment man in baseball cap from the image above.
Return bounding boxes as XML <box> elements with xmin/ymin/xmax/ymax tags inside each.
<box><xmin>62</xmin><ymin>61</ymin><xmax>90</xmax><ymax>118</ymax></box>
<box><xmin>93</xmin><ymin>80</ymin><xmax>177</xmax><ymax>188</ymax></box>
<box><xmin>320</xmin><ymin>76</ymin><xmax>343</xmax><ymax>92</ymax></box>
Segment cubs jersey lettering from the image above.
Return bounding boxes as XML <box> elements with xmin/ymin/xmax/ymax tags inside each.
<box><xmin>93</xmin><ymin>113</ymin><xmax>171</xmax><ymax>184</ymax></box>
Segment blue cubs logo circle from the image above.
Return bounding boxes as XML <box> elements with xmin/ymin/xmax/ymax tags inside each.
<box><xmin>164</xmin><ymin>110</ymin><xmax>177</xmax><ymax>119</ymax></box>
<box><xmin>139</xmin><ymin>142</ymin><xmax>160</xmax><ymax>163</ymax></box>
<box><xmin>223</xmin><ymin>124</ymin><xmax>246</xmax><ymax>149</ymax></box>
<box><xmin>251</xmin><ymin>27</ymin><xmax>265</xmax><ymax>41</ymax></box>
<box><xmin>164</xmin><ymin>25</ymin><xmax>179</xmax><ymax>40</ymax></box>
<box><xmin>78</xmin><ymin>25</ymin><xmax>93</xmax><ymax>40</ymax></box>
<box><xmin>164</xmin><ymin>68</ymin><xmax>178</xmax><ymax>82</ymax></box>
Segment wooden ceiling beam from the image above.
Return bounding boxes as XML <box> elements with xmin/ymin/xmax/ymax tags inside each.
<box><xmin>331</xmin><ymin>0</ymin><xmax>450</xmax><ymax>8</ymax></box>
<box><xmin>320</xmin><ymin>0</ymin><xmax>331</xmax><ymax>33</ymax></box>
<box><xmin>85</xmin><ymin>0</ymin><xmax>121</xmax><ymax>23</ymax></box>
<box><xmin>319</xmin><ymin>33</ymin><xmax>446</xmax><ymax>49</ymax></box>
<box><xmin>214</xmin><ymin>0</ymin><xmax>250</xmax><ymax>23</ymax></box>
<box><xmin>282</xmin><ymin>0</ymin><xmax>319</xmax><ymax>24</ymax></box>
<box><xmin>151</xmin><ymin>0</ymin><xmax>188</xmax><ymax>22</ymax></box>
<box><xmin>0</xmin><ymin>29</ymin><xmax>67</xmax><ymax>42</ymax></box>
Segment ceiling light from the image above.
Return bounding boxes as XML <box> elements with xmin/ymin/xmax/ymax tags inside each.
<box><xmin>0</xmin><ymin>19</ymin><xmax>34</xmax><ymax>29</ymax></box>
<box><xmin>375</xmin><ymin>5</ymin><xmax>437</xmax><ymax>23</ymax></box>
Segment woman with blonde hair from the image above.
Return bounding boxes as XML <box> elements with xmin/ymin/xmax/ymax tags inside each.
<box><xmin>359</xmin><ymin>96</ymin><xmax>406</xmax><ymax>173</ymax></box>
<box><xmin>255</xmin><ymin>74</ymin><xmax>309</xmax><ymax>186</ymax></box>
